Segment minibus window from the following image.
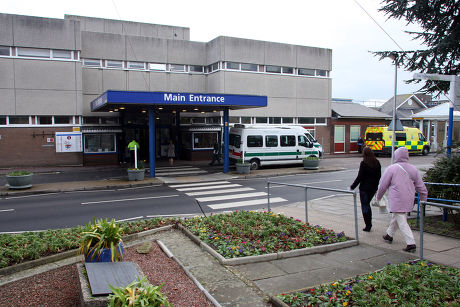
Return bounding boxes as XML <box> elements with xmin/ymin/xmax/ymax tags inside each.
<box><xmin>247</xmin><ymin>135</ymin><xmax>263</xmax><ymax>147</ymax></box>
<box><xmin>229</xmin><ymin>134</ymin><xmax>241</xmax><ymax>148</ymax></box>
<box><xmin>298</xmin><ymin>135</ymin><xmax>310</xmax><ymax>147</ymax></box>
<box><xmin>266</xmin><ymin>135</ymin><xmax>278</xmax><ymax>147</ymax></box>
<box><xmin>280</xmin><ymin>135</ymin><xmax>296</xmax><ymax>147</ymax></box>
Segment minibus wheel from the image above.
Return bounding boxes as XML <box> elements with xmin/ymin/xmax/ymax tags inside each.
<box><xmin>250</xmin><ymin>159</ymin><xmax>260</xmax><ymax>170</ymax></box>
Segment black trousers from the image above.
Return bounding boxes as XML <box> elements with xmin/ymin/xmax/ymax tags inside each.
<box><xmin>359</xmin><ymin>189</ymin><xmax>376</xmax><ymax>228</ymax></box>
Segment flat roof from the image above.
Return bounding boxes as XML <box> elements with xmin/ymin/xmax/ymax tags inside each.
<box><xmin>91</xmin><ymin>91</ymin><xmax>267</xmax><ymax>112</ymax></box>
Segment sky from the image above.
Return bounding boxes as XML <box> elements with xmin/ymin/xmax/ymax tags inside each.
<box><xmin>1</xmin><ymin>0</ymin><xmax>428</xmax><ymax>104</ymax></box>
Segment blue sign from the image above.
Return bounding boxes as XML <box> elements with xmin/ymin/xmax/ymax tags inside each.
<box><xmin>91</xmin><ymin>91</ymin><xmax>267</xmax><ymax>111</ymax></box>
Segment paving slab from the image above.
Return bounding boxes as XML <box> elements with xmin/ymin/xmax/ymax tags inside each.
<box><xmin>234</xmin><ymin>262</ymin><xmax>286</xmax><ymax>280</ymax></box>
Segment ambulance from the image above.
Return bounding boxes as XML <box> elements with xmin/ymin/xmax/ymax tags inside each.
<box><xmin>229</xmin><ymin>125</ymin><xmax>320</xmax><ymax>170</ymax></box>
<box><xmin>364</xmin><ymin>126</ymin><xmax>430</xmax><ymax>156</ymax></box>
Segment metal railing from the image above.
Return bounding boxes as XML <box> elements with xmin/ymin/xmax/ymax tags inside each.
<box><xmin>416</xmin><ymin>182</ymin><xmax>460</xmax><ymax>225</ymax></box>
<box><xmin>419</xmin><ymin>200</ymin><xmax>460</xmax><ymax>260</ymax></box>
<box><xmin>267</xmin><ymin>180</ymin><xmax>360</xmax><ymax>242</ymax></box>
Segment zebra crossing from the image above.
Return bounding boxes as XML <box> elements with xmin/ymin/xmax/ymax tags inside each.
<box><xmin>154</xmin><ymin>165</ymin><xmax>208</xmax><ymax>177</ymax></box>
<box><xmin>168</xmin><ymin>180</ymin><xmax>288</xmax><ymax>210</ymax></box>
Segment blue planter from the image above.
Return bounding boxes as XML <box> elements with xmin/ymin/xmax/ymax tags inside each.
<box><xmin>84</xmin><ymin>242</ymin><xmax>124</xmax><ymax>262</ymax></box>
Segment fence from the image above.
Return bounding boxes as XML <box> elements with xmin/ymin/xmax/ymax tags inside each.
<box><xmin>266</xmin><ymin>180</ymin><xmax>360</xmax><ymax>242</ymax></box>
<box><xmin>416</xmin><ymin>182</ymin><xmax>460</xmax><ymax>225</ymax></box>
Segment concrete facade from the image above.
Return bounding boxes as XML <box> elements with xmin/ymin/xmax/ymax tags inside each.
<box><xmin>0</xmin><ymin>13</ymin><xmax>332</xmax><ymax>167</ymax></box>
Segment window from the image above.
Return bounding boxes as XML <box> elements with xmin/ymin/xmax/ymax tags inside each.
<box><xmin>52</xmin><ymin>50</ymin><xmax>72</xmax><ymax>59</ymax></box>
<box><xmin>282</xmin><ymin>67</ymin><xmax>294</xmax><ymax>74</ymax></box>
<box><xmin>316</xmin><ymin>117</ymin><xmax>326</xmax><ymax>124</ymax></box>
<box><xmin>9</xmin><ymin>116</ymin><xmax>29</xmax><ymax>125</ymax></box>
<box><xmin>106</xmin><ymin>60</ymin><xmax>123</xmax><ymax>68</ymax></box>
<box><xmin>229</xmin><ymin>116</ymin><xmax>240</xmax><ymax>124</ymax></box>
<box><xmin>189</xmin><ymin>65</ymin><xmax>204</xmax><ymax>73</ymax></box>
<box><xmin>54</xmin><ymin>116</ymin><xmax>72</xmax><ymax>124</ymax></box>
<box><xmin>0</xmin><ymin>116</ymin><xmax>6</xmax><ymax>125</ymax></box>
<box><xmin>207</xmin><ymin>62</ymin><xmax>219</xmax><ymax>73</ymax></box>
<box><xmin>334</xmin><ymin>126</ymin><xmax>345</xmax><ymax>142</ymax></box>
<box><xmin>241</xmin><ymin>117</ymin><xmax>251</xmax><ymax>124</ymax></box>
<box><xmin>84</xmin><ymin>134</ymin><xmax>116</xmax><ymax>153</ymax></box>
<box><xmin>265</xmin><ymin>135</ymin><xmax>278</xmax><ymax>147</ymax></box>
<box><xmin>350</xmin><ymin>125</ymin><xmax>360</xmax><ymax>142</ymax></box>
<box><xmin>206</xmin><ymin>117</ymin><xmax>220</xmax><ymax>124</ymax></box>
<box><xmin>255</xmin><ymin>117</ymin><xmax>268</xmax><ymax>124</ymax></box>
<box><xmin>298</xmin><ymin>135</ymin><xmax>309</xmax><ymax>147</ymax></box>
<box><xmin>83</xmin><ymin>117</ymin><xmax>100</xmax><ymax>125</ymax></box>
<box><xmin>229</xmin><ymin>133</ymin><xmax>241</xmax><ymax>148</ymax></box>
<box><xmin>266</xmin><ymin>65</ymin><xmax>281</xmax><ymax>73</ymax></box>
<box><xmin>38</xmin><ymin>116</ymin><xmax>52</xmax><ymax>125</ymax></box>
<box><xmin>169</xmin><ymin>64</ymin><xmax>185</xmax><ymax>72</ymax></box>
<box><xmin>395</xmin><ymin>133</ymin><xmax>406</xmax><ymax>142</ymax></box>
<box><xmin>366</xmin><ymin>132</ymin><xmax>382</xmax><ymax>141</ymax></box>
<box><xmin>226</xmin><ymin>62</ymin><xmax>240</xmax><ymax>70</ymax></box>
<box><xmin>190</xmin><ymin>117</ymin><xmax>205</xmax><ymax>124</ymax></box>
<box><xmin>282</xmin><ymin>117</ymin><xmax>293</xmax><ymax>124</ymax></box>
<box><xmin>241</xmin><ymin>63</ymin><xmax>258</xmax><ymax>72</ymax></box>
<box><xmin>149</xmin><ymin>63</ymin><xmax>166</xmax><ymax>71</ymax></box>
<box><xmin>298</xmin><ymin>68</ymin><xmax>315</xmax><ymax>76</ymax></box>
<box><xmin>317</xmin><ymin>70</ymin><xmax>328</xmax><ymax>77</ymax></box>
<box><xmin>17</xmin><ymin>48</ymin><xmax>50</xmax><ymax>58</ymax></box>
<box><xmin>0</xmin><ymin>46</ymin><xmax>10</xmax><ymax>56</ymax></box>
<box><xmin>247</xmin><ymin>135</ymin><xmax>263</xmax><ymax>147</ymax></box>
<box><xmin>82</xmin><ymin>59</ymin><xmax>101</xmax><ymax>67</ymax></box>
<box><xmin>269</xmin><ymin>117</ymin><xmax>281</xmax><ymax>124</ymax></box>
<box><xmin>418</xmin><ymin>133</ymin><xmax>426</xmax><ymax>142</ymax></box>
<box><xmin>280</xmin><ymin>135</ymin><xmax>296</xmax><ymax>147</ymax></box>
<box><xmin>101</xmin><ymin>117</ymin><xmax>119</xmax><ymax>124</ymax></box>
<box><xmin>193</xmin><ymin>132</ymin><xmax>217</xmax><ymax>149</ymax></box>
<box><xmin>298</xmin><ymin>117</ymin><xmax>315</xmax><ymax>124</ymax></box>
<box><xmin>128</xmin><ymin>62</ymin><xmax>145</xmax><ymax>70</ymax></box>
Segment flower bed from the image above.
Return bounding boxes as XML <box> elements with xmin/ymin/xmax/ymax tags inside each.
<box><xmin>275</xmin><ymin>260</ymin><xmax>460</xmax><ymax>306</ymax></box>
<box><xmin>181</xmin><ymin>211</ymin><xmax>348</xmax><ymax>258</ymax></box>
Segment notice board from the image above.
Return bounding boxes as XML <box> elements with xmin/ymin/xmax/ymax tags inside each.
<box><xmin>56</xmin><ymin>132</ymin><xmax>82</xmax><ymax>152</ymax></box>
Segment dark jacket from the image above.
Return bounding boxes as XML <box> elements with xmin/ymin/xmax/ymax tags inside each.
<box><xmin>351</xmin><ymin>160</ymin><xmax>381</xmax><ymax>193</ymax></box>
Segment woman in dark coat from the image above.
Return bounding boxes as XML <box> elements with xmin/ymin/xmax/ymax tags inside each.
<box><xmin>350</xmin><ymin>146</ymin><xmax>381</xmax><ymax>232</ymax></box>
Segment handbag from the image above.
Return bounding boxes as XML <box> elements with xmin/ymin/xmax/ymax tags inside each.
<box><xmin>371</xmin><ymin>193</ymin><xmax>388</xmax><ymax>213</ymax></box>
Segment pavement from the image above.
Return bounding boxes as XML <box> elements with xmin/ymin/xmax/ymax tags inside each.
<box><xmin>0</xmin><ymin>156</ymin><xmax>459</xmax><ymax>306</ymax></box>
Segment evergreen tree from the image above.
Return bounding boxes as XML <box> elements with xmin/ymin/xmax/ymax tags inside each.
<box><xmin>374</xmin><ymin>0</ymin><xmax>460</xmax><ymax>95</ymax></box>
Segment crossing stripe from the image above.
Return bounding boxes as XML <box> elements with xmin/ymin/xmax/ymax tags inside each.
<box><xmin>196</xmin><ymin>192</ymin><xmax>267</xmax><ymax>202</ymax></box>
<box><xmin>169</xmin><ymin>181</ymin><xmax>230</xmax><ymax>188</ymax></box>
<box><xmin>208</xmin><ymin>197</ymin><xmax>287</xmax><ymax>210</ymax></box>
<box><xmin>186</xmin><ymin>187</ymin><xmax>254</xmax><ymax>196</ymax></box>
<box><xmin>176</xmin><ymin>184</ymin><xmax>241</xmax><ymax>192</ymax></box>
<box><xmin>156</xmin><ymin>166</ymin><xmax>198</xmax><ymax>170</ymax></box>
<box><xmin>156</xmin><ymin>170</ymin><xmax>207</xmax><ymax>176</ymax></box>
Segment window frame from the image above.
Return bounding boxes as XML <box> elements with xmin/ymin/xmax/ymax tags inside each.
<box><xmin>84</xmin><ymin>133</ymin><xmax>117</xmax><ymax>154</ymax></box>
<box><xmin>280</xmin><ymin>135</ymin><xmax>296</xmax><ymax>147</ymax></box>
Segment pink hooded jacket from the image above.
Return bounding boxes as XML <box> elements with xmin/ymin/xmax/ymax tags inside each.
<box><xmin>376</xmin><ymin>147</ymin><xmax>428</xmax><ymax>213</ymax></box>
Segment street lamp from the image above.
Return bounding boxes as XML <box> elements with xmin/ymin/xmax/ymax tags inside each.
<box><xmin>388</xmin><ymin>53</ymin><xmax>398</xmax><ymax>164</ymax></box>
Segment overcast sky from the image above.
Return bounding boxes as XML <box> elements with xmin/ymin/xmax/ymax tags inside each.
<box><xmin>2</xmin><ymin>0</ymin><xmax>427</xmax><ymax>103</ymax></box>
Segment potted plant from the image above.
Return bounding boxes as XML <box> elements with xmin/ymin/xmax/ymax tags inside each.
<box><xmin>235</xmin><ymin>157</ymin><xmax>250</xmax><ymax>174</ymax></box>
<box><xmin>79</xmin><ymin>218</ymin><xmax>124</xmax><ymax>262</ymax></box>
<box><xmin>6</xmin><ymin>170</ymin><xmax>33</xmax><ymax>189</ymax></box>
<box><xmin>108</xmin><ymin>276</ymin><xmax>172</xmax><ymax>307</ymax></box>
<box><xmin>303</xmin><ymin>156</ymin><xmax>320</xmax><ymax>170</ymax></box>
<box><xmin>128</xmin><ymin>160</ymin><xmax>145</xmax><ymax>181</ymax></box>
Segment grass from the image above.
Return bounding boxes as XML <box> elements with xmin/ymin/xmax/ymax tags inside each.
<box><xmin>408</xmin><ymin>213</ymin><xmax>460</xmax><ymax>240</ymax></box>
<box><xmin>277</xmin><ymin>260</ymin><xmax>460</xmax><ymax>306</ymax></box>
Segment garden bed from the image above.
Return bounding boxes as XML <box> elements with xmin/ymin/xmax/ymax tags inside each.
<box><xmin>273</xmin><ymin>260</ymin><xmax>460</xmax><ymax>306</ymax></box>
<box><xmin>408</xmin><ymin>214</ymin><xmax>460</xmax><ymax>239</ymax></box>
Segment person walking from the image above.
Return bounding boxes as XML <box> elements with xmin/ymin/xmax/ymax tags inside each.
<box><xmin>349</xmin><ymin>146</ymin><xmax>381</xmax><ymax>232</ymax></box>
<box><xmin>377</xmin><ymin>147</ymin><xmax>428</xmax><ymax>253</ymax></box>
<box><xmin>127</xmin><ymin>139</ymin><xmax>140</xmax><ymax>168</ymax></box>
<box><xmin>167</xmin><ymin>140</ymin><xmax>175</xmax><ymax>166</ymax></box>
<box><xmin>357</xmin><ymin>136</ymin><xmax>364</xmax><ymax>153</ymax></box>
<box><xmin>209</xmin><ymin>143</ymin><xmax>221</xmax><ymax>166</ymax></box>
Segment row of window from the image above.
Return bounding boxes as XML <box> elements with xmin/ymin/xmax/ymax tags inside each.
<box><xmin>229</xmin><ymin>116</ymin><xmax>326</xmax><ymax>125</ymax></box>
<box><xmin>231</xmin><ymin>134</ymin><xmax>311</xmax><ymax>148</ymax></box>
<box><xmin>0</xmin><ymin>116</ymin><xmax>119</xmax><ymax>126</ymax></box>
<box><xmin>0</xmin><ymin>46</ymin><xmax>78</xmax><ymax>61</ymax></box>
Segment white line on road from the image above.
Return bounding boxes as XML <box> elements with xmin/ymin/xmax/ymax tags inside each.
<box><xmin>146</xmin><ymin>213</ymin><xmax>199</xmax><ymax>218</ymax></box>
<box><xmin>175</xmin><ymin>184</ymin><xmax>241</xmax><ymax>192</ymax></box>
<box><xmin>208</xmin><ymin>197</ymin><xmax>287</xmax><ymax>210</ymax></box>
<box><xmin>81</xmin><ymin>194</ymin><xmax>179</xmax><ymax>205</ymax></box>
<box><xmin>5</xmin><ymin>193</ymin><xmax>61</xmax><ymax>199</ymax></box>
<box><xmin>169</xmin><ymin>181</ymin><xmax>230</xmax><ymax>188</ymax></box>
<box><xmin>116</xmin><ymin>216</ymin><xmax>144</xmax><ymax>222</ymax></box>
<box><xmin>0</xmin><ymin>229</ymin><xmax>46</xmax><ymax>234</ymax></box>
<box><xmin>116</xmin><ymin>185</ymin><xmax>162</xmax><ymax>191</ymax></box>
<box><xmin>310</xmin><ymin>193</ymin><xmax>350</xmax><ymax>201</ymax></box>
<box><xmin>186</xmin><ymin>187</ymin><xmax>254</xmax><ymax>196</ymax></box>
<box><xmin>196</xmin><ymin>192</ymin><xmax>267</xmax><ymax>202</ymax></box>
<box><xmin>0</xmin><ymin>209</ymin><xmax>14</xmax><ymax>213</ymax></box>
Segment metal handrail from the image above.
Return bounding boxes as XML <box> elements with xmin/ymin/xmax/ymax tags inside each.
<box><xmin>267</xmin><ymin>180</ymin><xmax>359</xmax><ymax>243</ymax></box>
<box><xmin>419</xmin><ymin>201</ymin><xmax>460</xmax><ymax>260</ymax></box>
<box><xmin>416</xmin><ymin>182</ymin><xmax>460</xmax><ymax>225</ymax></box>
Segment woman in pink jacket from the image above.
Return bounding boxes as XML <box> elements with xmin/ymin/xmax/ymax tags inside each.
<box><xmin>376</xmin><ymin>147</ymin><xmax>428</xmax><ymax>252</ymax></box>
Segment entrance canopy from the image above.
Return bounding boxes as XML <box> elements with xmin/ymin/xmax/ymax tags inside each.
<box><xmin>91</xmin><ymin>91</ymin><xmax>267</xmax><ymax>112</ymax></box>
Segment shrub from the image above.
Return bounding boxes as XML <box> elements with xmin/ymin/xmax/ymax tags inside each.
<box><xmin>7</xmin><ymin>171</ymin><xmax>32</xmax><ymax>176</ymax></box>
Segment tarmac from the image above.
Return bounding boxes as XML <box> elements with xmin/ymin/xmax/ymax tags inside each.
<box><xmin>0</xmin><ymin>157</ymin><xmax>459</xmax><ymax>306</ymax></box>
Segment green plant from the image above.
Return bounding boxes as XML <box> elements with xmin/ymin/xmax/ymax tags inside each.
<box><xmin>303</xmin><ymin>156</ymin><xmax>319</xmax><ymax>160</ymax></box>
<box><xmin>78</xmin><ymin>218</ymin><xmax>124</xmax><ymax>262</ymax></box>
<box><xmin>7</xmin><ymin>170</ymin><xmax>32</xmax><ymax>176</ymax></box>
<box><xmin>108</xmin><ymin>276</ymin><xmax>172</xmax><ymax>307</ymax></box>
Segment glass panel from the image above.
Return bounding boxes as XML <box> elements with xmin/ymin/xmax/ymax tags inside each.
<box><xmin>350</xmin><ymin>126</ymin><xmax>360</xmax><ymax>142</ymax></box>
<box><xmin>128</xmin><ymin>62</ymin><xmax>145</xmax><ymax>70</ymax></box>
<box><xmin>298</xmin><ymin>68</ymin><xmax>315</xmax><ymax>76</ymax></box>
<box><xmin>316</xmin><ymin>117</ymin><xmax>326</xmax><ymax>124</ymax></box>
<box><xmin>54</xmin><ymin>116</ymin><xmax>71</xmax><ymax>124</ymax></box>
<box><xmin>0</xmin><ymin>46</ymin><xmax>10</xmax><ymax>56</ymax></box>
<box><xmin>298</xmin><ymin>135</ymin><xmax>309</xmax><ymax>147</ymax></box>
<box><xmin>193</xmin><ymin>132</ymin><xmax>217</xmax><ymax>149</ymax></box>
<box><xmin>206</xmin><ymin>117</ymin><xmax>220</xmax><ymax>124</ymax></box>
<box><xmin>84</xmin><ymin>117</ymin><xmax>100</xmax><ymax>124</ymax></box>
<box><xmin>266</xmin><ymin>65</ymin><xmax>281</xmax><ymax>73</ymax></box>
<box><xmin>84</xmin><ymin>134</ymin><xmax>115</xmax><ymax>153</ymax></box>
<box><xmin>212</xmin><ymin>62</ymin><xmax>219</xmax><ymax>71</ymax></box>
<box><xmin>298</xmin><ymin>117</ymin><xmax>314</xmax><ymax>124</ymax></box>
<box><xmin>0</xmin><ymin>116</ymin><xmax>6</xmax><ymax>125</ymax></box>
<box><xmin>82</xmin><ymin>59</ymin><xmax>101</xmax><ymax>67</ymax></box>
<box><xmin>282</xmin><ymin>67</ymin><xmax>293</xmax><ymax>74</ymax></box>
<box><xmin>181</xmin><ymin>132</ymin><xmax>192</xmax><ymax>149</ymax></box>
<box><xmin>189</xmin><ymin>65</ymin><xmax>203</xmax><ymax>73</ymax></box>
<box><xmin>241</xmin><ymin>117</ymin><xmax>251</xmax><ymax>124</ymax></box>
<box><xmin>17</xmin><ymin>48</ymin><xmax>50</xmax><ymax>58</ymax></box>
<box><xmin>395</xmin><ymin>133</ymin><xmax>406</xmax><ymax>142</ymax></box>
<box><xmin>366</xmin><ymin>132</ymin><xmax>382</xmax><ymax>141</ymax></box>
<box><xmin>191</xmin><ymin>117</ymin><xmax>205</xmax><ymax>124</ymax></box>
<box><xmin>241</xmin><ymin>63</ymin><xmax>258</xmax><ymax>72</ymax></box>
<box><xmin>53</xmin><ymin>50</ymin><xmax>72</xmax><ymax>59</ymax></box>
<box><xmin>101</xmin><ymin>117</ymin><xmax>119</xmax><ymax>124</ymax></box>
<box><xmin>226</xmin><ymin>62</ymin><xmax>240</xmax><ymax>70</ymax></box>
<box><xmin>265</xmin><ymin>135</ymin><xmax>278</xmax><ymax>147</ymax></box>
<box><xmin>106</xmin><ymin>60</ymin><xmax>123</xmax><ymax>68</ymax></box>
<box><xmin>280</xmin><ymin>135</ymin><xmax>296</xmax><ymax>147</ymax></box>
<box><xmin>229</xmin><ymin>116</ymin><xmax>240</xmax><ymax>123</ymax></box>
<box><xmin>149</xmin><ymin>63</ymin><xmax>166</xmax><ymax>71</ymax></box>
<box><xmin>229</xmin><ymin>133</ymin><xmax>241</xmax><ymax>148</ymax></box>
<box><xmin>317</xmin><ymin>69</ymin><xmax>328</xmax><ymax>77</ymax></box>
<box><xmin>170</xmin><ymin>64</ymin><xmax>185</xmax><ymax>72</ymax></box>
<box><xmin>334</xmin><ymin>126</ymin><xmax>345</xmax><ymax>142</ymax></box>
<box><xmin>269</xmin><ymin>117</ymin><xmax>281</xmax><ymax>124</ymax></box>
<box><xmin>255</xmin><ymin>117</ymin><xmax>267</xmax><ymax>124</ymax></box>
<box><xmin>282</xmin><ymin>117</ymin><xmax>293</xmax><ymax>123</ymax></box>
<box><xmin>247</xmin><ymin>135</ymin><xmax>263</xmax><ymax>147</ymax></box>
<box><xmin>9</xmin><ymin>116</ymin><xmax>29</xmax><ymax>124</ymax></box>
<box><xmin>100</xmin><ymin>134</ymin><xmax>115</xmax><ymax>152</ymax></box>
<box><xmin>38</xmin><ymin>116</ymin><xmax>52</xmax><ymax>125</ymax></box>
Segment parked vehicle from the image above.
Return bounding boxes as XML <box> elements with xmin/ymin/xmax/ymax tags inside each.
<box><xmin>229</xmin><ymin>125</ymin><xmax>320</xmax><ymax>170</ymax></box>
<box><xmin>364</xmin><ymin>126</ymin><xmax>430</xmax><ymax>156</ymax></box>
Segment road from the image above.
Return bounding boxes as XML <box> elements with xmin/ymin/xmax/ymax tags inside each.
<box><xmin>0</xmin><ymin>155</ymin><xmax>437</xmax><ymax>232</ymax></box>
